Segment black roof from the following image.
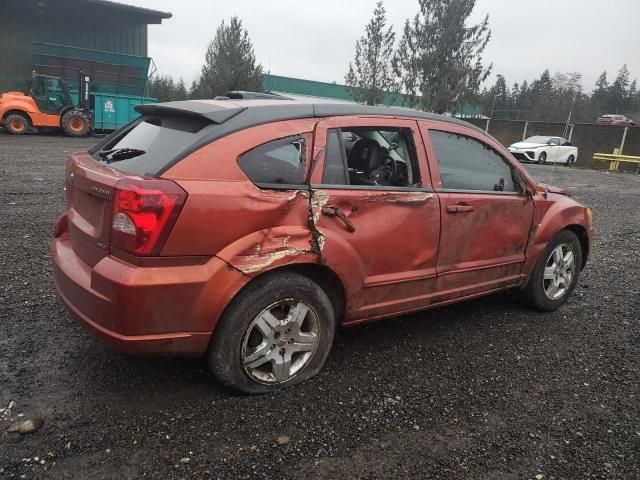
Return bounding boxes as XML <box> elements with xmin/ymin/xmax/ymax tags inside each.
<box><xmin>135</xmin><ymin>99</ymin><xmax>483</xmax><ymax>132</ymax></box>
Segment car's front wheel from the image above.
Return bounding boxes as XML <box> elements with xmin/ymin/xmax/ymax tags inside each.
<box><xmin>537</xmin><ymin>151</ymin><xmax>547</xmax><ymax>164</ymax></box>
<box><xmin>519</xmin><ymin>229</ymin><xmax>582</xmax><ymax>311</ymax></box>
<box><xmin>208</xmin><ymin>271</ymin><xmax>336</xmax><ymax>394</ymax></box>
<box><xmin>565</xmin><ymin>154</ymin><xmax>575</xmax><ymax>166</ymax></box>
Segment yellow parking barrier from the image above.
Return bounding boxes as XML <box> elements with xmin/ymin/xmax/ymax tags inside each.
<box><xmin>593</xmin><ymin>149</ymin><xmax>640</xmax><ymax>171</ymax></box>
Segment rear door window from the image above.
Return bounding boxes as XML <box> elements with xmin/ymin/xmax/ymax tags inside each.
<box><xmin>321</xmin><ymin>127</ymin><xmax>421</xmax><ymax>188</ymax></box>
<box><xmin>93</xmin><ymin>115</ymin><xmax>211</xmax><ymax>176</ymax></box>
<box><xmin>238</xmin><ymin>135</ymin><xmax>307</xmax><ymax>187</ymax></box>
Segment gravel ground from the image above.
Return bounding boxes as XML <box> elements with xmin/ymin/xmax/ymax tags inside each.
<box><xmin>0</xmin><ymin>133</ymin><xmax>638</xmax><ymax>480</ymax></box>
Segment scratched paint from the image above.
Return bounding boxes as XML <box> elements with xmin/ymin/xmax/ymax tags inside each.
<box><xmin>238</xmin><ymin>235</ymin><xmax>312</xmax><ymax>274</ymax></box>
<box><xmin>364</xmin><ymin>192</ymin><xmax>434</xmax><ymax>204</ymax></box>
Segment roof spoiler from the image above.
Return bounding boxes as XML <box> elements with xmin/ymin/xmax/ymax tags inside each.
<box><xmin>224</xmin><ymin>91</ymin><xmax>291</xmax><ymax>100</ymax></box>
<box><xmin>135</xmin><ymin>101</ymin><xmax>246</xmax><ymax>123</ymax></box>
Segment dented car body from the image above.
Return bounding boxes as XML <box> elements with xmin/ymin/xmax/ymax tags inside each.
<box><xmin>52</xmin><ymin>100</ymin><xmax>593</xmax><ymax>392</ymax></box>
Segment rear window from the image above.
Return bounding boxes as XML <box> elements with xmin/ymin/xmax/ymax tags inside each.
<box><xmin>94</xmin><ymin>115</ymin><xmax>211</xmax><ymax>175</ymax></box>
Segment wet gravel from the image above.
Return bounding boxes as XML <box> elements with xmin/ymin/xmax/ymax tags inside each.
<box><xmin>0</xmin><ymin>134</ymin><xmax>639</xmax><ymax>479</ymax></box>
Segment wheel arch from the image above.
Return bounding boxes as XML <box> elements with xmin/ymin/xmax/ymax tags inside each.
<box><xmin>2</xmin><ymin>108</ymin><xmax>33</xmax><ymax>124</ymax></box>
<box><xmin>58</xmin><ymin>106</ymin><xmax>76</xmax><ymax>126</ymax></box>
<box><xmin>564</xmin><ymin>223</ymin><xmax>589</xmax><ymax>270</ymax></box>
<box><xmin>209</xmin><ymin>261</ymin><xmax>347</xmax><ymax>348</ymax></box>
<box><xmin>233</xmin><ymin>263</ymin><xmax>346</xmax><ymax>326</ymax></box>
<box><xmin>525</xmin><ymin>201</ymin><xmax>591</xmax><ymax>275</ymax></box>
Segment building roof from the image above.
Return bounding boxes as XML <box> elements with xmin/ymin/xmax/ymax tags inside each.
<box><xmin>78</xmin><ymin>0</ymin><xmax>171</xmax><ymax>22</ymax></box>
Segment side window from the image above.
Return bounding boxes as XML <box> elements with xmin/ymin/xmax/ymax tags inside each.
<box><xmin>430</xmin><ymin>130</ymin><xmax>516</xmax><ymax>192</ymax></box>
<box><xmin>321</xmin><ymin>127</ymin><xmax>421</xmax><ymax>188</ymax></box>
<box><xmin>238</xmin><ymin>135</ymin><xmax>306</xmax><ymax>187</ymax></box>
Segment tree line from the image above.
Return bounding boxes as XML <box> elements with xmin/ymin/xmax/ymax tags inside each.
<box><xmin>147</xmin><ymin>0</ymin><xmax>639</xmax><ymax>123</ymax></box>
<box><xmin>476</xmin><ymin>65</ymin><xmax>639</xmax><ymax>122</ymax></box>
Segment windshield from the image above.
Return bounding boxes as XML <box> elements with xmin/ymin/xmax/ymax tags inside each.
<box><xmin>523</xmin><ymin>136</ymin><xmax>551</xmax><ymax>144</ymax></box>
<box><xmin>94</xmin><ymin>115</ymin><xmax>211</xmax><ymax>175</ymax></box>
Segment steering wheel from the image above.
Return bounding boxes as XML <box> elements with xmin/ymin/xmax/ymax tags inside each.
<box><xmin>372</xmin><ymin>156</ymin><xmax>398</xmax><ymax>185</ymax></box>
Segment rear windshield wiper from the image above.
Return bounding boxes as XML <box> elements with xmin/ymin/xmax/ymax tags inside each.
<box><xmin>98</xmin><ymin>148</ymin><xmax>145</xmax><ymax>163</ymax></box>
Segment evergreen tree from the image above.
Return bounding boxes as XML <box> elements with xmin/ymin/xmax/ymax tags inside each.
<box><xmin>175</xmin><ymin>78</ymin><xmax>188</xmax><ymax>100</ymax></box>
<box><xmin>345</xmin><ymin>1</ymin><xmax>397</xmax><ymax>105</ymax></box>
<box><xmin>198</xmin><ymin>16</ymin><xmax>263</xmax><ymax>97</ymax></box>
<box><xmin>394</xmin><ymin>0</ymin><xmax>491</xmax><ymax>113</ymax></box>
<box><xmin>490</xmin><ymin>74</ymin><xmax>508</xmax><ymax>117</ymax></box>
<box><xmin>610</xmin><ymin>64</ymin><xmax>630</xmax><ymax>113</ymax></box>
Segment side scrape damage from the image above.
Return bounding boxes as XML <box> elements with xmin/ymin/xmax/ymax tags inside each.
<box><xmin>308</xmin><ymin>189</ymin><xmax>328</xmax><ymax>254</ymax></box>
<box><xmin>238</xmin><ymin>235</ymin><xmax>313</xmax><ymax>274</ymax></box>
<box><xmin>227</xmin><ymin>188</ymin><xmax>329</xmax><ymax>275</ymax></box>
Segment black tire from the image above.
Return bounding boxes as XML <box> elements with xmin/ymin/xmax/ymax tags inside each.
<box><xmin>518</xmin><ymin>229</ymin><xmax>582</xmax><ymax>311</ymax></box>
<box><xmin>565</xmin><ymin>154</ymin><xmax>575</xmax><ymax>167</ymax></box>
<box><xmin>61</xmin><ymin>110</ymin><xmax>90</xmax><ymax>137</ymax></box>
<box><xmin>537</xmin><ymin>151</ymin><xmax>547</xmax><ymax>164</ymax></box>
<box><xmin>208</xmin><ymin>271</ymin><xmax>336</xmax><ymax>394</ymax></box>
<box><xmin>4</xmin><ymin>113</ymin><xmax>30</xmax><ymax>135</ymax></box>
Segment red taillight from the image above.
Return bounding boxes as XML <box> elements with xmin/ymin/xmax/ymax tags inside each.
<box><xmin>111</xmin><ymin>178</ymin><xmax>187</xmax><ymax>256</ymax></box>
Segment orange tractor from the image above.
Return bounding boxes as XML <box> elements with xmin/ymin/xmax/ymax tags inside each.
<box><xmin>0</xmin><ymin>72</ymin><xmax>92</xmax><ymax>137</ymax></box>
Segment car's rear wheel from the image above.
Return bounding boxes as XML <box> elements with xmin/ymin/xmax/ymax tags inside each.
<box><xmin>4</xmin><ymin>114</ymin><xmax>30</xmax><ymax>135</ymax></box>
<box><xmin>518</xmin><ymin>229</ymin><xmax>582</xmax><ymax>311</ymax></box>
<box><xmin>537</xmin><ymin>151</ymin><xmax>547</xmax><ymax>164</ymax></box>
<box><xmin>208</xmin><ymin>271</ymin><xmax>335</xmax><ymax>394</ymax></box>
<box><xmin>565</xmin><ymin>154</ymin><xmax>575</xmax><ymax>166</ymax></box>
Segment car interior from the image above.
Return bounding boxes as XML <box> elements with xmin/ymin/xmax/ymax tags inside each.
<box><xmin>340</xmin><ymin>128</ymin><xmax>418</xmax><ymax>187</ymax></box>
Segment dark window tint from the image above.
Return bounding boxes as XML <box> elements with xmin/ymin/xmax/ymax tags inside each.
<box><xmin>322</xmin><ymin>129</ymin><xmax>348</xmax><ymax>184</ymax></box>
<box><xmin>94</xmin><ymin>115</ymin><xmax>211</xmax><ymax>175</ymax></box>
<box><xmin>430</xmin><ymin>131</ymin><xmax>516</xmax><ymax>192</ymax></box>
<box><xmin>238</xmin><ymin>135</ymin><xmax>306</xmax><ymax>186</ymax></box>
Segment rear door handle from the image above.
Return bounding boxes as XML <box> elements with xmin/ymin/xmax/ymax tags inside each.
<box><xmin>322</xmin><ymin>205</ymin><xmax>356</xmax><ymax>232</ymax></box>
<box><xmin>446</xmin><ymin>204</ymin><xmax>474</xmax><ymax>213</ymax></box>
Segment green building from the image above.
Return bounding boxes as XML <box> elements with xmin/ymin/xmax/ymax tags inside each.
<box><xmin>0</xmin><ymin>0</ymin><xmax>171</xmax><ymax>92</ymax></box>
<box><xmin>262</xmin><ymin>74</ymin><xmax>484</xmax><ymax>117</ymax></box>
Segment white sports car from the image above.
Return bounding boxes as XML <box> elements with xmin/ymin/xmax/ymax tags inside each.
<box><xmin>508</xmin><ymin>136</ymin><xmax>578</xmax><ymax>165</ymax></box>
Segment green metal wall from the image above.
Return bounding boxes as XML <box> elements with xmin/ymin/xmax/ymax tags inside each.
<box><xmin>263</xmin><ymin>74</ymin><xmax>412</xmax><ymax>107</ymax></box>
<box><xmin>0</xmin><ymin>0</ymin><xmax>149</xmax><ymax>92</ymax></box>
<box><xmin>262</xmin><ymin>74</ymin><xmax>483</xmax><ymax>114</ymax></box>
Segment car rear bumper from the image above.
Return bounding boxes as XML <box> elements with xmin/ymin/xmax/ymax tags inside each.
<box><xmin>52</xmin><ymin>217</ymin><xmax>248</xmax><ymax>355</ymax></box>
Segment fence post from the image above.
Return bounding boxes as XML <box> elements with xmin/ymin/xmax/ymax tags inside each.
<box><xmin>485</xmin><ymin>118</ymin><xmax>490</xmax><ymax>132</ymax></box>
<box><xmin>620</xmin><ymin>127</ymin><xmax>628</xmax><ymax>154</ymax></box>
<box><xmin>522</xmin><ymin>121</ymin><xmax>529</xmax><ymax>141</ymax></box>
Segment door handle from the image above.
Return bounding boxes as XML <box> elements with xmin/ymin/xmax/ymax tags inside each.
<box><xmin>446</xmin><ymin>204</ymin><xmax>474</xmax><ymax>213</ymax></box>
<box><xmin>321</xmin><ymin>205</ymin><xmax>356</xmax><ymax>232</ymax></box>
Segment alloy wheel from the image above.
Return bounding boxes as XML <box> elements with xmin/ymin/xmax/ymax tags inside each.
<box><xmin>543</xmin><ymin>243</ymin><xmax>576</xmax><ymax>300</ymax></box>
<box><xmin>241</xmin><ymin>299</ymin><xmax>320</xmax><ymax>384</ymax></box>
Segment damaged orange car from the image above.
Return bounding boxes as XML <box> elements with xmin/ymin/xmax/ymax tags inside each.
<box><xmin>52</xmin><ymin>99</ymin><xmax>593</xmax><ymax>393</ymax></box>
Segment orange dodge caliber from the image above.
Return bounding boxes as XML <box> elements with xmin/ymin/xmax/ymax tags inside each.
<box><xmin>52</xmin><ymin>99</ymin><xmax>594</xmax><ymax>393</ymax></box>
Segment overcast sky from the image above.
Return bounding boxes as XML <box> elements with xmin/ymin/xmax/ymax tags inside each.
<box><xmin>126</xmin><ymin>0</ymin><xmax>639</xmax><ymax>92</ymax></box>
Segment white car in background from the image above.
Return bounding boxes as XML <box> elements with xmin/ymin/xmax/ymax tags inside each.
<box><xmin>508</xmin><ymin>136</ymin><xmax>578</xmax><ymax>166</ymax></box>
